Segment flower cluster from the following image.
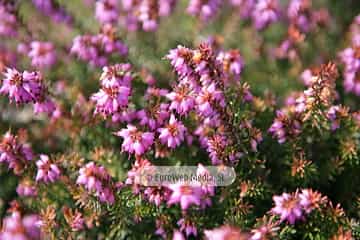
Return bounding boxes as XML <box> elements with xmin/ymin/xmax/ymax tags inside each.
<box><xmin>271</xmin><ymin>189</ymin><xmax>326</xmax><ymax>224</ymax></box>
<box><xmin>76</xmin><ymin>162</ymin><xmax>115</xmax><ymax>204</ymax></box>
<box><xmin>16</xmin><ymin>179</ymin><xmax>38</xmax><ymax>197</ymax></box>
<box><xmin>95</xmin><ymin>0</ymin><xmax>119</xmax><ymax>24</ymax></box>
<box><xmin>269</xmin><ymin>62</ymin><xmax>340</xmax><ymax>143</ymax></box>
<box><xmin>228</xmin><ymin>0</ymin><xmax>255</xmax><ymax>20</ymax></box>
<box><xmin>91</xmin><ymin>63</ymin><xmax>133</xmax><ymax>118</ymax></box>
<box><xmin>339</xmin><ymin>15</ymin><xmax>360</xmax><ymax>96</ymax></box>
<box><xmin>0</xmin><ymin>132</ymin><xmax>34</xmax><ymax>175</ymax></box>
<box><xmin>1</xmin><ymin>68</ymin><xmax>57</xmax><ymax>117</ymax></box>
<box><xmin>252</xmin><ymin>0</ymin><xmax>280</xmax><ymax>30</ymax></box>
<box><xmin>0</xmin><ymin>3</ymin><xmax>17</xmax><ymax>37</ymax></box>
<box><xmin>187</xmin><ymin>0</ymin><xmax>222</xmax><ymax>22</ymax></box>
<box><xmin>35</xmin><ymin>154</ymin><xmax>61</xmax><ymax>184</ymax></box>
<box><xmin>166</xmin><ymin>43</ymin><xmax>246</xmax><ymax>164</ymax></box>
<box><xmin>32</xmin><ymin>0</ymin><xmax>72</xmax><ymax>24</ymax></box>
<box><xmin>71</xmin><ymin>24</ymin><xmax>128</xmax><ymax>67</ymax></box>
<box><xmin>28</xmin><ymin>41</ymin><xmax>57</xmax><ymax>68</ymax></box>
<box><xmin>116</xmin><ymin>125</ymin><xmax>154</xmax><ymax>155</ymax></box>
<box><xmin>118</xmin><ymin>0</ymin><xmax>178</xmax><ymax>32</ymax></box>
<box><xmin>0</xmin><ymin>211</ymin><xmax>40</xmax><ymax>240</ymax></box>
<box><xmin>276</xmin><ymin>0</ymin><xmax>330</xmax><ymax>60</ymax></box>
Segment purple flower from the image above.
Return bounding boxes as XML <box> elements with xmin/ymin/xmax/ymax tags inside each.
<box><xmin>71</xmin><ymin>35</ymin><xmax>101</xmax><ymax>65</ymax></box>
<box><xmin>252</xmin><ymin>0</ymin><xmax>280</xmax><ymax>30</ymax></box>
<box><xmin>35</xmin><ymin>154</ymin><xmax>61</xmax><ymax>183</ymax></box>
<box><xmin>144</xmin><ymin>187</ymin><xmax>170</xmax><ymax>206</ymax></box>
<box><xmin>250</xmin><ymin>217</ymin><xmax>279</xmax><ymax>240</ymax></box>
<box><xmin>216</xmin><ymin>50</ymin><xmax>244</xmax><ymax>81</ymax></box>
<box><xmin>32</xmin><ymin>0</ymin><xmax>72</xmax><ymax>24</ymax></box>
<box><xmin>172</xmin><ymin>230</ymin><xmax>185</xmax><ymax>240</ymax></box>
<box><xmin>0</xmin><ymin>212</ymin><xmax>40</xmax><ymax>240</ymax></box>
<box><xmin>187</xmin><ymin>0</ymin><xmax>222</xmax><ymax>22</ymax></box>
<box><xmin>76</xmin><ymin>162</ymin><xmax>115</xmax><ymax>204</ymax></box>
<box><xmin>166</xmin><ymin>84</ymin><xmax>195</xmax><ymax>115</ymax></box>
<box><xmin>91</xmin><ymin>86</ymin><xmax>131</xmax><ymax>117</ymax></box>
<box><xmin>100</xmin><ymin>24</ymin><xmax>129</xmax><ymax>56</ymax></box>
<box><xmin>339</xmin><ymin>47</ymin><xmax>360</xmax><ymax>96</ymax></box>
<box><xmin>204</xmin><ymin>225</ymin><xmax>249</xmax><ymax>240</ymax></box>
<box><xmin>71</xmin><ymin>29</ymin><xmax>127</xmax><ymax>67</ymax></box>
<box><xmin>287</xmin><ymin>0</ymin><xmax>312</xmax><ymax>33</ymax></box>
<box><xmin>300</xmin><ymin>68</ymin><xmax>315</xmax><ymax>86</ymax></box>
<box><xmin>119</xmin><ymin>0</ymin><xmax>177</xmax><ymax>32</ymax></box>
<box><xmin>271</xmin><ymin>192</ymin><xmax>303</xmax><ymax>224</ymax></box>
<box><xmin>115</xmin><ymin>125</ymin><xmax>154</xmax><ymax>155</ymax></box>
<box><xmin>344</xmin><ymin>70</ymin><xmax>360</xmax><ymax>96</ymax></box>
<box><xmin>158</xmin><ymin>114</ymin><xmax>186</xmax><ymax>148</ymax></box>
<box><xmin>95</xmin><ymin>0</ymin><xmax>119</xmax><ymax>24</ymax></box>
<box><xmin>196</xmin><ymin>83</ymin><xmax>225</xmax><ymax>117</ymax></box>
<box><xmin>166</xmin><ymin>45</ymin><xmax>194</xmax><ymax>77</ymax></box>
<box><xmin>137</xmin><ymin>103</ymin><xmax>170</xmax><ymax>130</ymax></box>
<box><xmin>100</xmin><ymin>63</ymin><xmax>133</xmax><ymax>88</ymax></box>
<box><xmin>0</xmin><ymin>5</ymin><xmax>17</xmax><ymax>37</ymax></box>
<box><xmin>177</xmin><ymin>218</ymin><xmax>197</xmax><ymax>237</ymax></box>
<box><xmin>167</xmin><ymin>183</ymin><xmax>202</xmax><ymax>210</ymax></box>
<box><xmin>229</xmin><ymin>0</ymin><xmax>255</xmax><ymax>19</ymax></box>
<box><xmin>299</xmin><ymin>188</ymin><xmax>324</xmax><ymax>214</ymax></box>
<box><xmin>28</xmin><ymin>41</ymin><xmax>57</xmax><ymax>68</ymax></box>
<box><xmin>16</xmin><ymin>180</ymin><xmax>38</xmax><ymax>197</ymax></box>
<box><xmin>1</xmin><ymin>68</ymin><xmax>44</xmax><ymax>104</ymax></box>
<box><xmin>269</xmin><ymin>110</ymin><xmax>302</xmax><ymax>144</ymax></box>
<box><xmin>33</xmin><ymin>97</ymin><xmax>57</xmax><ymax>116</ymax></box>
<box><xmin>0</xmin><ymin>132</ymin><xmax>34</xmax><ymax>175</ymax></box>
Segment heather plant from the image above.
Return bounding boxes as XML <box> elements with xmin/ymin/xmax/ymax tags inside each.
<box><xmin>0</xmin><ymin>0</ymin><xmax>360</xmax><ymax>239</ymax></box>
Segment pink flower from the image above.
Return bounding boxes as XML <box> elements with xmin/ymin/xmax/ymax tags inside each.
<box><xmin>196</xmin><ymin>83</ymin><xmax>225</xmax><ymax>117</ymax></box>
<box><xmin>250</xmin><ymin>216</ymin><xmax>279</xmax><ymax>240</ymax></box>
<box><xmin>0</xmin><ymin>132</ymin><xmax>34</xmax><ymax>175</ymax></box>
<box><xmin>167</xmin><ymin>183</ymin><xmax>202</xmax><ymax>210</ymax></box>
<box><xmin>166</xmin><ymin>84</ymin><xmax>195</xmax><ymax>115</ymax></box>
<box><xmin>1</xmin><ymin>68</ymin><xmax>44</xmax><ymax>104</ymax></box>
<box><xmin>33</xmin><ymin>97</ymin><xmax>56</xmax><ymax>116</ymax></box>
<box><xmin>28</xmin><ymin>41</ymin><xmax>57</xmax><ymax>68</ymax></box>
<box><xmin>299</xmin><ymin>189</ymin><xmax>325</xmax><ymax>214</ymax></box>
<box><xmin>0</xmin><ymin>5</ymin><xmax>17</xmax><ymax>37</ymax></box>
<box><xmin>144</xmin><ymin>187</ymin><xmax>170</xmax><ymax>206</ymax></box>
<box><xmin>77</xmin><ymin>162</ymin><xmax>105</xmax><ymax>192</ymax></box>
<box><xmin>76</xmin><ymin>162</ymin><xmax>115</xmax><ymax>204</ymax></box>
<box><xmin>204</xmin><ymin>225</ymin><xmax>250</xmax><ymax>240</ymax></box>
<box><xmin>35</xmin><ymin>154</ymin><xmax>61</xmax><ymax>183</ymax></box>
<box><xmin>166</xmin><ymin>45</ymin><xmax>194</xmax><ymax>77</ymax></box>
<box><xmin>91</xmin><ymin>86</ymin><xmax>131</xmax><ymax>117</ymax></box>
<box><xmin>115</xmin><ymin>125</ymin><xmax>154</xmax><ymax>155</ymax></box>
<box><xmin>100</xmin><ymin>63</ymin><xmax>132</xmax><ymax>88</ymax></box>
<box><xmin>16</xmin><ymin>180</ymin><xmax>38</xmax><ymax>197</ymax></box>
<box><xmin>271</xmin><ymin>192</ymin><xmax>303</xmax><ymax>224</ymax></box>
<box><xmin>177</xmin><ymin>218</ymin><xmax>197</xmax><ymax>237</ymax></box>
<box><xmin>172</xmin><ymin>230</ymin><xmax>185</xmax><ymax>240</ymax></box>
<box><xmin>216</xmin><ymin>50</ymin><xmax>244</xmax><ymax>80</ymax></box>
<box><xmin>158</xmin><ymin>114</ymin><xmax>186</xmax><ymax>149</ymax></box>
<box><xmin>95</xmin><ymin>0</ymin><xmax>119</xmax><ymax>24</ymax></box>
<box><xmin>0</xmin><ymin>212</ymin><xmax>40</xmax><ymax>240</ymax></box>
<box><xmin>137</xmin><ymin>103</ymin><xmax>170</xmax><ymax>130</ymax></box>
<box><xmin>187</xmin><ymin>0</ymin><xmax>222</xmax><ymax>22</ymax></box>
<box><xmin>252</xmin><ymin>0</ymin><xmax>280</xmax><ymax>30</ymax></box>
